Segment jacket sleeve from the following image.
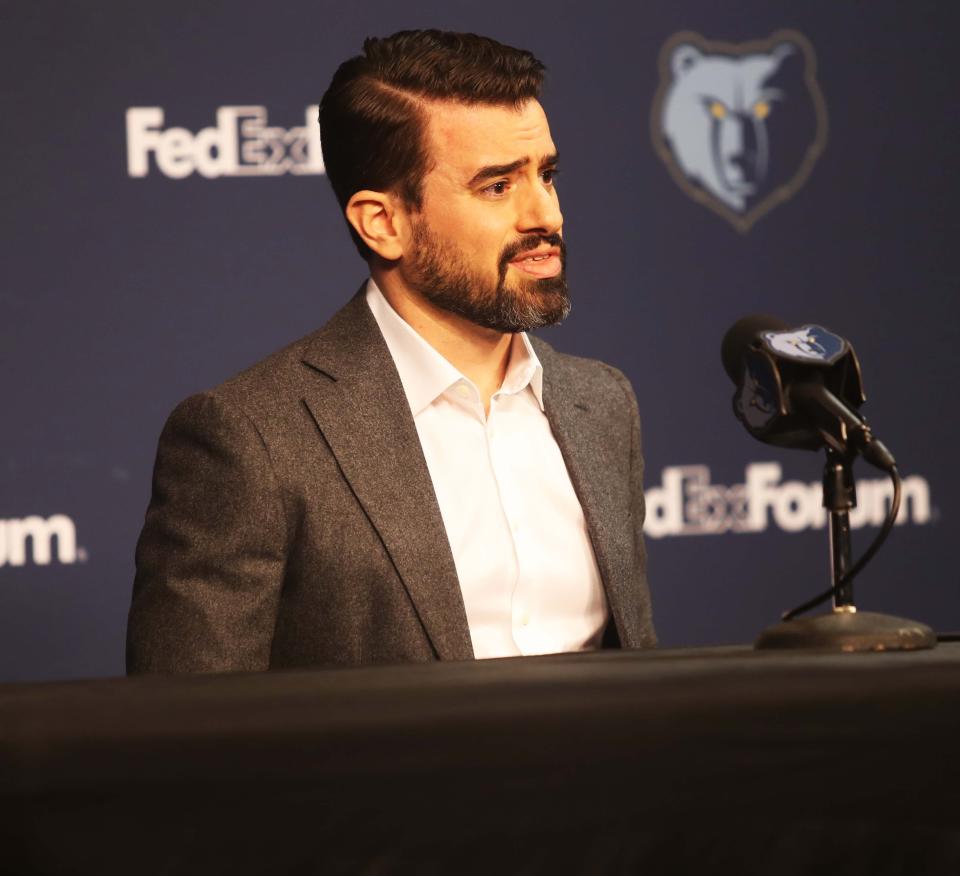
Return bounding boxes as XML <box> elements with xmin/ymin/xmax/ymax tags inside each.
<box><xmin>127</xmin><ymin>392</ymin><xmax>290</xmax><ymax>673</ymax></box>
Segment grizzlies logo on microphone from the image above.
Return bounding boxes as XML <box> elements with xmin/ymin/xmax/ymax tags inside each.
<box><xmin>763</xmin><ymin>325</ymin><xmax>846</xmax><ymax>364</ymax></box>
<box><xmin>651</xmin><ymin>30</ymin><xmax>828</xmax><ymax>231</ymax></box>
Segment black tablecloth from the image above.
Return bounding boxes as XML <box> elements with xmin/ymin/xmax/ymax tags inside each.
<box><xmin>3</xmin><ymin>644</ymin><xmax>960</xmax><ymax>875</ymax></box>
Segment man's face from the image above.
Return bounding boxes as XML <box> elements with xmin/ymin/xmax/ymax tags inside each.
<box><xmin>400</xmin><ymin>99</ymin><xmax>568</xmax><ymax>333</ymax></box>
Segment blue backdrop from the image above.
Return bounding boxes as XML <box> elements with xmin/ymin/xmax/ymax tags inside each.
<box><xmin>3</xmin><ymin>1</ymin><xmax>958</xmax><ymax>681</ymax></box>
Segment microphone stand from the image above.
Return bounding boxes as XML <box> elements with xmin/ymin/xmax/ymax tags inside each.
<box><xmin>755</xmin><ymin>449</ymin><xmax>936</xmax><ymax>652</ymax></box>
<box><xmin>825</xmin><ymin>449</ymin><xmax>856</xmax><ymax>611</ymax></box>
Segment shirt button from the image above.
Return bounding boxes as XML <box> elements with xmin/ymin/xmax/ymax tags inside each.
<box><xmin>520</xmin><ymin>612</ymin><xmax>531</xmax><ymax>626</ymax></box>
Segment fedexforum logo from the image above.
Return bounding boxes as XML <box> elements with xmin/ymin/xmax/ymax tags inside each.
<box><xmin>644</xmin><ymin>463</ymin><xmax>932</xmax><ymax>539</ymax></box>
<box><xmin>126</xmin><ymin>106</ymin><xmax>324</xmax><ymax>179</ymax></box>
<box><xmin>0</xmin><ymin>515</ymin><xmax>83</xmax><ymax>567</ymax></box>
<box><xmin>651</xmin><ymin>30</ymin><xmax>828</xmax><ymax>231</ymax></box>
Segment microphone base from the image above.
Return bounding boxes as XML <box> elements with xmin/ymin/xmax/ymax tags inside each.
<box><xmin>755</xmin><ymin>609</ymin><xmax>937</xmax><ymax>652</ymax></box>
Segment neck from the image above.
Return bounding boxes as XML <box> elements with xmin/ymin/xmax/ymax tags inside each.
<box><xmin>372</xmin><ymin>266</ymin><xmax>512</xmax><ymax>415</ymax></box>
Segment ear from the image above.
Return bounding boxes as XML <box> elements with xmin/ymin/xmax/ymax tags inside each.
<box><xmin>771</xmin><ymin>42</ymin><xmax>797</xmax><ymax>63</ymax></box>
<box><xmin>671</xmin><ymin>44</ymin><xmax>702</xmax><ymax>78</ymax></box>
<box><xmin>345</xmin><ymin>190</ymin><xmax>408</xmax><ymax>261</ymax></box>
<box><xmin>768</xmin><ymin>41</ymin><xmax>798</xmax><ymax>74</ymax></box>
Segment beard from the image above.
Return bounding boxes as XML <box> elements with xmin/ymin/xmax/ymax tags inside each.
<box><xmin>405</xmin><ymin>219</ymin><xmax>570</xmax><ymax>333</ymax></box>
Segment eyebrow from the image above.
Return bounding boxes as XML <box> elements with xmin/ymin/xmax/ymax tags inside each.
<box><xmin>467</xmin><ymin>152</ymin><xmax>559</xmax><ymax>188</ymax></box>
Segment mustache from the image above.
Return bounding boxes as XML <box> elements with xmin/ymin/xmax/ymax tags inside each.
<box><xmin>499</xmin><ymin>233</ymin><xmax>566</xmax><ymax>270</ymax></box>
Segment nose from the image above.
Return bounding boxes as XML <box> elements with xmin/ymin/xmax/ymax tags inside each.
<box><xmin>517</xmin><ymin>178</ymin><xmax>563</xmax><ymax>236</ymax></box>
<box><xmin>728</xmin><ymin>114</ymin><xmax>761</xmax><ymax>181</ymax></box>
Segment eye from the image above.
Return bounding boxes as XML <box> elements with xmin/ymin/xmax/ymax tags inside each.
<box><xmin>709</xmin><ymin>100</ymin><xmax>727</xmax><ymax>120</ymax></box>
<box><xmin>541</xmin><ymin>167</ymin><xmax>559</xmax><ymax>186</ymax></box>
<box><xmin>753</xmin><ymin>101</ymin><xmax>771</xmax><ymax>119</ymax></box>
<box><xmin>483</xmin><ymin>180</ymin><xmax>509</xmax><ymax>196</ymax></box>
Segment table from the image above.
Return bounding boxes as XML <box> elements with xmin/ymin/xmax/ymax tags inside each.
<box><xmin>2</xmin><ymin>644</ymin><xmax>960</xmax><ymax>874</ymax></box>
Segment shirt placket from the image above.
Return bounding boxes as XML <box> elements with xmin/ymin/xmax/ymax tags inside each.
<box><xmin>486</xmin><ymin>390</ymin><xmax>536</xmax><ymax>651</ymax></box>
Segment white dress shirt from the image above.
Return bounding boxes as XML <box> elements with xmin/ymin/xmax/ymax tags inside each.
<box><xmin>365</xmin><ymin>280</ymin><xmax>608</xmax><ymax>659</ymax></box>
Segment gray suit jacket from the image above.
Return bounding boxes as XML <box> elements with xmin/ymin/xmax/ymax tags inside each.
<box><xmin>127</xmin><ymin>290</ymin><xmax>655</xmax><ymax>673</ymax></box>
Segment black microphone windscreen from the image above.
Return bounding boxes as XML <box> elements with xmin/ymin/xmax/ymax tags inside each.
<box><xmin>721</xmin><ymin>314</ymin><xmax>791</xmax><ymax>384</ymax></box>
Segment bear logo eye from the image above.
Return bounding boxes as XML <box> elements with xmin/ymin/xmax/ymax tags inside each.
<box><xmin>754</xmin><ymin>101</ymin><xmax>772</xmax><ymax>119</ymax></box>
<box><xmin>709</xmin><ymin>100</ymin><xmax>728</xmax><ymax>119</ymax></box>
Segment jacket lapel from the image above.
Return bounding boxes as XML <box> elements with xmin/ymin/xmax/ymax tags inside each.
<box><xmin>535</xmin><ymin>341</ymin><xmax>634</xmax><ymax>647</ymax></box>
<box><xmin>299</xmin><ymin>292</ymin><xmax>474</xmax><ymax>661</ymax></box>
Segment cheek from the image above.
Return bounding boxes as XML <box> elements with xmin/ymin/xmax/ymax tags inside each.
<box><xmin>421</xmin><ymin>185</ymin><xmax>517</xmax><ymax>265</ymax></box>
<box><xmin>445</xmin><ymin>210</ymin><xmax>510</xmax><ymax>262</ymax></box>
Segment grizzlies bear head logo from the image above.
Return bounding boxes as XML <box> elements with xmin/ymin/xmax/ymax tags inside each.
<box><xmin>763</xmin><ymin>325</ymin><xmax>846</xmax><ymax>364</ymax></box>
<box><xmin>651</xmin><ymin>30</ymin><xmax>828</xmax><ymax>231</ymax></box>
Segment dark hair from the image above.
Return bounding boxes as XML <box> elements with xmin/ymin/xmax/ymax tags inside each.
<box><xmin>319</xmin><ymin>30</ymin><xmax>546</xmax><ymax>259</ymax></box>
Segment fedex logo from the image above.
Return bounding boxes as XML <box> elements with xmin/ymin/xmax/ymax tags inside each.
<box><xmin>126</xmin><ymin>106</ymin><xmax>325</xmax><ymax>179</ymax></box>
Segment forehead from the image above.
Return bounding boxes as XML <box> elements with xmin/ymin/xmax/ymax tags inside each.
<box><xmin>422</xmin><ymin>99</ymin><xmax>555</xmax><ymax>178</ymax></box>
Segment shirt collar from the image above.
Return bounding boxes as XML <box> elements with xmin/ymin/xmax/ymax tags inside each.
<box><xmin>365</xmin><ymin>279</ymin><xmax>544</xmax><ymax>416</ymax></box>
<box><xmin>504</xmin><ymin>332</ymin><xmax>544</xmax><ymax>409</ymax></box>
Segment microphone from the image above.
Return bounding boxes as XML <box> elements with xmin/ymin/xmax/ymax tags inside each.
<box><xmin>721</xmin><ymin>315</ymin><xmax>895</xmax><ymax>471</ymax></box>
<box><xmin>721</xmin><ymin>316</ymin><xmax>935</xmax><ymax>652</ymax></box>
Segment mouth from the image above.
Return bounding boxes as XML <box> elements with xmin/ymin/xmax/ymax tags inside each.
<box><xmin>508</xmin><ymin>246</ymin><xmax>563</xmax><ymax>279</ymax></box>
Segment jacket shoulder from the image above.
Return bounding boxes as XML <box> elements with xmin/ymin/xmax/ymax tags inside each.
<box><xmin>196</xmin><ymin>287</ymin><xmax>371</xmax><ymax>414</ymax></box>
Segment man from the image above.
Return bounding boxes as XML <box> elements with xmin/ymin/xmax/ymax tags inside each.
<box><xmin>127</xmin><ymin>29</ymin><xmax>655</xmax><ymax>673</ymax></box>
